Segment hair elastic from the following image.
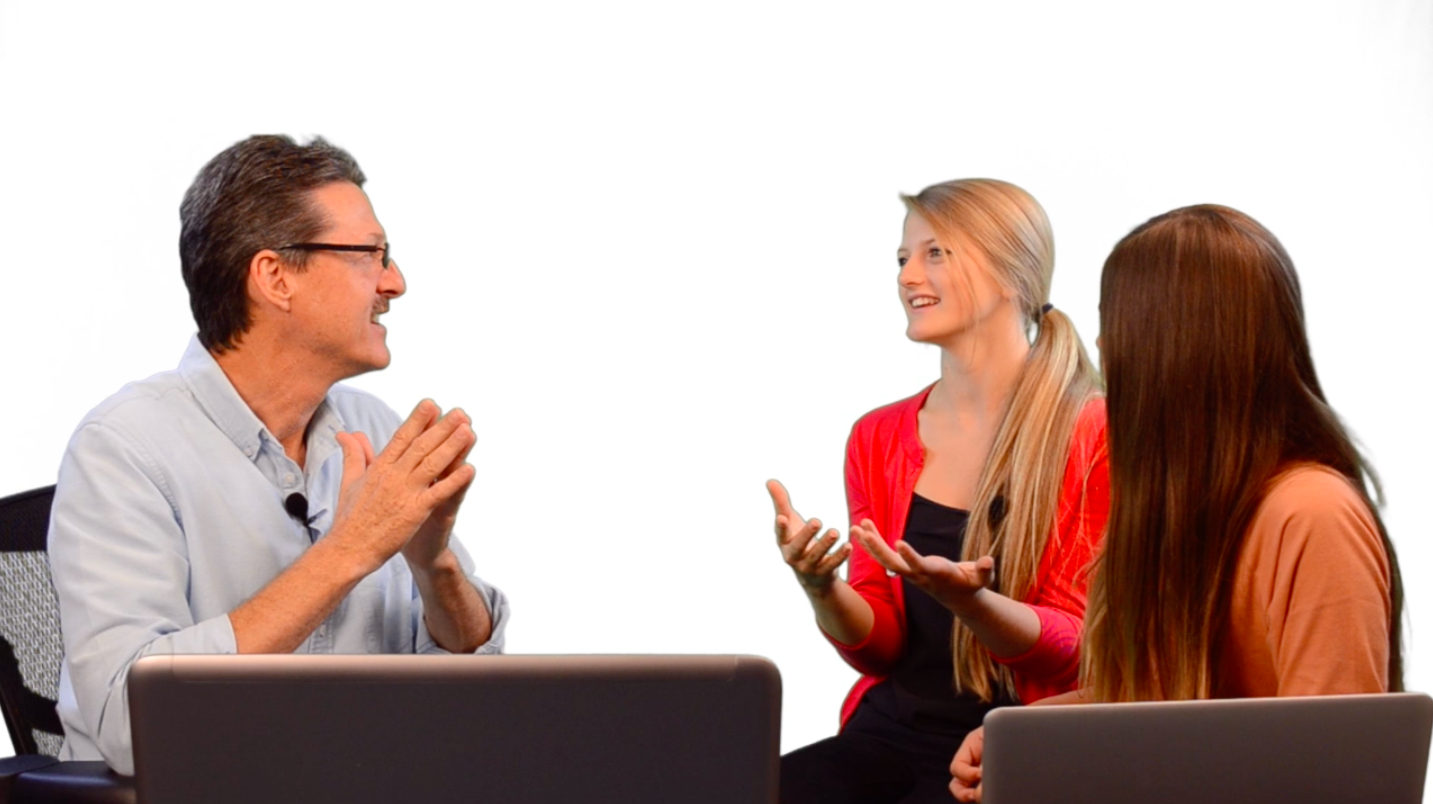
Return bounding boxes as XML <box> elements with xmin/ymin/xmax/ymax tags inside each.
<box><xmin>1040</xmin><ymin>302</ymin><xmax>1054</xmax><ymax>318</ymax></box>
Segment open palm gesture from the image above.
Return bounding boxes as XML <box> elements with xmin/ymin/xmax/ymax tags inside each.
<box><xmin>767</xmin><ymin>479</ymin><xmax>851</xmax><ymax>592</ymax></box>
<box><xmin>849</xmin><ymin>518</ymin><xmax>995</xmax><ymax>613</ymax></box>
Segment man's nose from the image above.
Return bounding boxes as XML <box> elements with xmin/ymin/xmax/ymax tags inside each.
<box><xmin>380</xmin><ymin>260</ymin><xmax>406</xmax><ymax>297</ymax></box>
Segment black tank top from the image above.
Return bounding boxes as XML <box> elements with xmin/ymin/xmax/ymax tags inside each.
<box><xmin>860</xmin><ymin>493</ymin><xmax>1011</xmax><ymax>735</ymax></box>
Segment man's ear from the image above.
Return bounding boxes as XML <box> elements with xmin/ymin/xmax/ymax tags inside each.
<box><xmin>249</xmin><ymin>249</ymin><xmax>294</xmax><ymax>312</ymax></box>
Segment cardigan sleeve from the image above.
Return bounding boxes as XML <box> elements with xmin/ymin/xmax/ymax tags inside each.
<box><xmin>1250</xmin><ymin>468</ymin><xmax>1391</xmax><ymax>696</ymax></box>
<box><xmin>821</xmin><ymin>419</ymin><xmax>905</xmax><ymax>675</ymax></box>
<box><xmin>994</xmin><ymin>400</ymin><xmax>1110</xmax><ymax>699</ymax></box>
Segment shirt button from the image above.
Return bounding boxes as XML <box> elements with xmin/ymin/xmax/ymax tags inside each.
<box><xmin>284</xmin><ymin>473</ymin><xmax>296</xmax><ymax>485</ymax></box>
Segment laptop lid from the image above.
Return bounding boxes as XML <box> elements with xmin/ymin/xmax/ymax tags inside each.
<box><xmin>982</xmin><ymin>692</ymin><xmax>1433</xmax><ymax>804</ymax></box>
<box><xmin>128</xmin><ymin>653</ymin><xmax>780</xmax><ymax>804</ymax></box>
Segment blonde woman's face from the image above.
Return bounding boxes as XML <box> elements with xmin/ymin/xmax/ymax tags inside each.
<box><xmin>896</xmin><ymin>212</ymin><xmax>1010</xmax><ymax>346</ymax></box>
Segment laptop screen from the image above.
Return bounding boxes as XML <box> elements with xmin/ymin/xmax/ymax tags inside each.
<box><xmin>129</xmin><ymin>653</ymin><xmax>781</xmax><ymax>804</ymax></box>
<box><xmin>982</xmin><ymin>693</ymin><xmax>1432</xmax><ymax>804</ymax></box>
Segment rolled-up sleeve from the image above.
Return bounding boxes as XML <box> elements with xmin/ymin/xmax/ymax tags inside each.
<box><xmin>50</xmin><ymin>422</ymin><xmax>237</xmax><ymax>776</ymax></box>
<box><xmin>412</xmin><ymin>535</ymin><xmax>510</xmax><ymax>656</ymax></box>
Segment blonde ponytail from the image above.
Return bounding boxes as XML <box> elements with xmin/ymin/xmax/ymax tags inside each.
<box><xmin>955</xmin><ymin>307</ymin><xmax>1099</xmax><ymax>701</ymax></box>
<box><xmin>902</xmin><ymin>179</ymin><xmax>1101</xmax><ymax>702</ymax></box>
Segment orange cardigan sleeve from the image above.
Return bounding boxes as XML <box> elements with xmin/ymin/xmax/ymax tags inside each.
<box><xmin>1225</xmin><ymin>466</ymin><xmax>1392</xmax><ymax>697</ymax></box>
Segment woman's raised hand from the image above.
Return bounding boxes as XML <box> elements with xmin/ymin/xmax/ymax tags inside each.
<box><xmin>849</xmin><ymin>519</ymin><xmax>995</xmax><ymax>613</ymax></box>
<box><xmin>767</xmin><ymin>479</ymin><xmax>852</xmax><ymax>594</ymax></box>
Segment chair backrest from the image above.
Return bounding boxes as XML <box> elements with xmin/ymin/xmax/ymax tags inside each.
<box><xmin>0</xmin><ymin>485</ymin><xmax>66</xmax><ymax>757</ymax></box>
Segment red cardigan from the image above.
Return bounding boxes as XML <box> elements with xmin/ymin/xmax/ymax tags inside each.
<box><xmin>825</xmin><ymin>386</ymin><xmax>1110</xmax><ymax>728</ymax></box>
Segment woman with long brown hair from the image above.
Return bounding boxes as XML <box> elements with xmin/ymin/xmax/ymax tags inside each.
<box><xmin>950</xmin><ymin>203</ymin><xmax>1402</xmax><ymax>801</ymax></box>
<box><xmin>770</xmin><ymin>178</ymin><xmax>1109</xmax><ymax>804</ymax></box>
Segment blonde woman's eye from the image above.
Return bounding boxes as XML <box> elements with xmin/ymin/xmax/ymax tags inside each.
<box><xmin>928</xmin><ymin>247</ymin><xmax>944</xmax><ymax>260</ymax></box>
<box><xmin>897</xmin><ymin>257</ymin><xmax>908</xmax><ymax>268</ymax></box>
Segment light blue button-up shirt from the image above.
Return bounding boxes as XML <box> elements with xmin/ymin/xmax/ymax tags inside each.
<box><xmin>48</xmin><ymin>337</ymin><xmax>510</xmax><ymax>775</ymax></box>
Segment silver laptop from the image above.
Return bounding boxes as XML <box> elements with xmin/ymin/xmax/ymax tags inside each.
<box><xmin>981</xmin><ymin>692</ymin><xmax>1433</xmax><ymax>804</ymax></box>
<box><xmin>128</xmin><ymin>654</ymin><xmax>780</xmax><ymax>804</ymax></box>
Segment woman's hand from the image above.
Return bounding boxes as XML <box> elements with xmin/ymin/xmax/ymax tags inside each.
<box><xmin>849</xmin><ymin>519</ymin><xmax>994</xmax><ymax>614</ymax></box>
<box><xmin>767</xmin><ymin>479</ymin><xmax>851</xmax><ymax>594</ymax></box>
<box><xmin>949</xmin><ymin>725</ymin><xmax>985</xmax><ymax>802</ymax></box>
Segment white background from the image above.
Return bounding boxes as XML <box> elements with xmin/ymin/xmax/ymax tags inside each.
<box><xmin>2</xmin><ymin>0</ymin><xmax>1431</xmax><ymax>773</ymax></box>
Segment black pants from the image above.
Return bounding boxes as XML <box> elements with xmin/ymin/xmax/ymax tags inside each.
<box><xmin>780</xmin><ymin>703</ymin><xmax>972</xmax><ymax>804</ymax></box>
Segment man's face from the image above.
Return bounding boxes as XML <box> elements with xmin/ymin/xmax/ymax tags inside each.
<box><xmin>287</xmin><ymin>181</ymin><xmax>406</xmax><ymax>379</ymax></box>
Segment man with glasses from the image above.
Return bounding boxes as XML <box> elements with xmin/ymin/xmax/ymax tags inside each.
<box><xmin>47</xmin><ymin>135</ymin><xmax>509</xmax><ymax>775</ymax></box>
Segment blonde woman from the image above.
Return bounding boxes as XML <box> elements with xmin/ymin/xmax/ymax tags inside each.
<box><xmin>770</xmin><ymin>179</ymin><xmax>1109</xmax><ymax>804</ymax></box>
<box><xmin>950</xmin><ymin>205</ymin><xmax>1402</xmax><ymax>802</ymax></box>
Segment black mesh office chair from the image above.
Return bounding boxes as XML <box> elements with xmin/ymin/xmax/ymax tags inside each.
<box><xmin>0</xmin><ymin>486</ymin><xmax>134</xmax><ymax>804</ymax></box>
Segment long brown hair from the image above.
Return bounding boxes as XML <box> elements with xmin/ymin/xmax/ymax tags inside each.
<box><xmin>903</xmin><ymin>179</ymin><xmax>1102</xmax><ymax>702</ymax></box>
<box><xmin>1083</xmin><ymin>204</ymin><xmax>1404</xmax><ymax>701</ymax></box>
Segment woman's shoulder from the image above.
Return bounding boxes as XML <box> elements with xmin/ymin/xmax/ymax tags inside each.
<box><xmin>1258</xmin><ymin>464</ymin><xmax>1371</xmax><ymax>523</ymax></box>
<box><xmin>1063</xmin><ymin>395</ymin><xmax>1108</xmax><ymax>464</ymax></box>
<box><xmin>849</xmin><ymin>384</ymin><xmax>934</xmax><ymax>435</ymax></box>
<box><xmin>1072</xmin><ymin>395</ymin><xmax>1107</xmax><ymax>437</ymax></box>
<box><xmin>1247</xmin><ymin>464</ymin><xmax>1382</xmax><ymax>560</ymax></box>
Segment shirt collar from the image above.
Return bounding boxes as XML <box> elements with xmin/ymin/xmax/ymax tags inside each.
<box><xmin>176</xmin><ymin>335</ymin><xmax>354</xmax><ymax>468</ymax></box>
<box><xmin>304</xmin><ymin>396</ymin><xmax>347</xmax><ymax>471</ymax></box>
<box><xmin>177</xmin><ymin>335</ymin><xmax>267</xmax><ymax>460</ymax></box>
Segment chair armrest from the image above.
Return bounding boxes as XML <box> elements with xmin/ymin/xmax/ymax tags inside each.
<box><xmin>0</xmin><ymin>756</ymin><xmax>58</xmax><ymax>804</ymax></box>
<box><xmin>6</xmin><ymin>760</ymin><xmax>135</xmax><ymax>804</ymax></box>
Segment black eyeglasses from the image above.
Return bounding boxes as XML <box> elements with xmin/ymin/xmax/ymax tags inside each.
<box><xmin>278</xmin><ymin>242</ymin><xmax>392</xmax><ymax>269</ymax></box>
